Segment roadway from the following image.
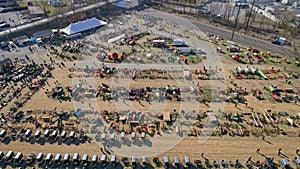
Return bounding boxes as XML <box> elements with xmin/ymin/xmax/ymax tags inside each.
<box><xmin>143</xmin><ymin>8</ymin><xmax>295</xmax><ymax>58</ymax></box>
<box><xmin>1</xmin><ymin>2</ymin><xmax>295</xmax><ymax>58</ymax></box>
<box><xmin>0</xmin><ymin>0</ymin><xmax>119</xmax><ymax>37</ymax></box>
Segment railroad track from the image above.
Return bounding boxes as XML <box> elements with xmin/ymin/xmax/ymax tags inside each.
<box><xmin>191</xmin><ymin>21</ymin><xmax>295</xmax><ymax>57</ymax></box>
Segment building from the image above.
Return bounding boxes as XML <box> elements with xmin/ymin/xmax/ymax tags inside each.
<box><xmin>33</xmin><ymin>29</ymin><xmax>52</xmax><ymax>38</ymax></box>
<box><xmin>12</xmin><ymin>35</ymin><xmax>30</xmax><ymax>47</ymax></box>
<box><xmin>28</xmin><ymin>6</ymin><xmax>45</xmax><ymax>19</ymax></box>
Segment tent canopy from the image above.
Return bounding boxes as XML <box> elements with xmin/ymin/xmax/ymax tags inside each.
<box><xmin>60</xmin><ymin>17</ymin><xmax>107</xmax><ymax>36</ymax></box>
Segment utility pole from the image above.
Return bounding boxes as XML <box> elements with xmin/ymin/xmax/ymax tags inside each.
<box><xmin>231</xmin><ymin>2</ymin><xmax>241</xmax><ymax>41</ymax></box>
<box><xmin>245</xmin><ymin>0</ymin><xmax>255</xmax><ymax>32</ymax></box>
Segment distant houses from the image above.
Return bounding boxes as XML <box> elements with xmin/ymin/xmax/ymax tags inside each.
<box><xmin>0</xmin><ymin>0</ymin><xmax>15</xmax><ymax>7</ymax></box>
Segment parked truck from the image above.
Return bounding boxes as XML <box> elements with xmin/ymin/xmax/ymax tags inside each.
<box><xmin>271</xmin><ymin>37</ymin><xmax>291</xmax><ymax>46</ymax></box>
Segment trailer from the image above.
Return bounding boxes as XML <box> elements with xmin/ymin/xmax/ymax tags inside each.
<box><xmin>36</xmin><ymin>152</ymin><xmax>44</xmax><ymax>162</ymax></box>
<box><xmin>14</xmin><ymin>152</ymin><xmax>23</xmax><ymax>163</ymax></box>
<box><xmin>101</xmin><ymin>154</ymin><xmax>106</xmax><ymax>164</ymax></box>
<box><xmin>63</xmin><ymin>154</ymin><xmax>70</xmax><ymax>163</ymax></box>
<box><xmin>25</xmin><ymin>129</ymin><xmax>32</xmax><ymax>138</ymax></box>
<box><xmin>295</xmin><ymin>158</ymin><xmax>300</xmax><ymax>168</ymax></box>
<box><xmin>0</xmin><ymin>152</ymin><xmax>4</xmax><ymax>161</ymax></box>
<box><xmin>110</xmin><ymin>133</ymin><xmax>115</xmax><ymax>141</ymax></box>
<box><xmin>175</xmin><ymin>156</ymin><xmax>180</xmax><ymax>166</ymax></box>
<box><xmin>52</xmin><ymin>130</ymin><xmax>57</xmax><ymax>138</ymax></box>
<box><xmin>185</xmin><ymin>156</ymin><xmax>190</xmax><ymax>166</ymax></box>
<box><xmin>121</xmin><ymin>131</ymin><xmax>125</xmax><ymax>140</ymax></box>
<box><xmin>141</xmin><ymin>132</ymin><xmax>146</xmax><ymax>140</ymax></box>
<box><xmin>111</xmin><ymin>155</ymin><xmax>116</xmax><ymax>165</ymax></box>
<box><xmin>45</xmin><ymin>153</ymin><xmax>52</xmax><ymax>163</ymax></box>
<box><xmin>69</xmin><ymin>131</ymin><xmax>75</xmax><ymax>139</ymax></box>
<box><xmin>61</xmin><ymin>131</ymin><xmax>66</xmax><ymax>138</ymax></box>
<box><xmin>164</xmin><ymin>156</ymin><xmax>169</xmax><ymax>166</ymax></box>
<box><xmin>142</xmin><ymin>156</ymin><xmax>147</xmax><ymax>166</ymax></box>
<box><xmin>35</xmin><ymin>130</ymin><xmax>41</xmax><ymax>138</ymax></box>
<box><xmin>132</xmin><ymin>156</ymin><xmax>137</xmax><ymax>165</ymax></box>
<box><xmin>0</xmin><ymin>129</ymin><xmax>7</xmax><ymax>138</ymax></box>
<box><xmin>173</xmin><ymin>39</ymin><xmax>187</xmax><ymax>47</ymax></box>
<box><xmin>73</xmin><ymin>153</ymin><xmax>79</xmax><ymax>163</ymax></box>
<box><xmin>92</xmin><ymin>155</ymin><xmax>98</xmax><ymax>164</ymax></box>
<box><xmin>178</xmin><ymin>47</ymin><xmax>191</xmax><ymax>55</ymax></box>
<box><xmin>101</xmin><ymin>133</ymin><xmax>106</xmax><ymax>141</ymax></box>
<box><xmin>281</xmin><ymin>158</ymin><xmax>290</xmax><ymax>168</ymax></box>
<box><xmin>153</xmin><ymin>40</ymin><xmax>165</xmax><ymax>47</ymax></box>
<box><xmin>6</xmin><ymin>151</ymin><xmax>14</xmax><ymax>161</ymax></box>
<box><xmin>44</xmin><ymin>129</ymin><xmax>50</xmax><ymax>137</ymax></box>
<box><xmin>131</xmin><ymin>132</ymin><xmax>136</xmax><ymax>140</ymax></box>
<box><xmin>54</xmin><ymin>154</ymin><xmax>61</xmax><ymax>163</ymax></box>
<box><xmin>82</xmin><ymin>154</ymin><xmax>89</xmax><ymax>163</ymax></box>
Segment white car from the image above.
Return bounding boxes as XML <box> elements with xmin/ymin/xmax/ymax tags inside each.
<box><xmin>20</xmin><ymin>20</ymin><xmax>29</xmax><ymax>25</ymax></box>
<box><xmin>36</xmin><ymin>38</ymin><xmax>43</xmax><ymax>44</ymax></box>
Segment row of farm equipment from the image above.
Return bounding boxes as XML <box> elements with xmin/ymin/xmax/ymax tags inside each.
<box><xmin>232</xmin><ymin>66</ymin><xmax>299</xmax><ymax>80</ymax></box>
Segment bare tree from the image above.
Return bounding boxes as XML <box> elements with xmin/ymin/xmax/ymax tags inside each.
<box><xmin>223</xmin><ymin>3</ymin><xmax>236</xmax><ymax>24</ymax></box>
<box><xmin>209</xmin><ymin>2</ymin><xmax>223</xmax><ymax>17</ymax></box>
<box><xmin>280</xmin><ymin>15</ymin><xmax>300</xmax><ymax>59</ymax></box>
<box><xmin>39</xmin><ymin>0</ymin><xmax>50</xmax><ymax>14</ymax></box>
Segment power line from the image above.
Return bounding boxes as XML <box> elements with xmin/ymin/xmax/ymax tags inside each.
<box><xmin>245</xmin><ymin>0</ymin><xmax>255</xmax><ymax>31</ymax></box>
<box><xmin>231</xmin><ymin>2</ymin><xmax>241</xmax><ymax>41</ymax></box>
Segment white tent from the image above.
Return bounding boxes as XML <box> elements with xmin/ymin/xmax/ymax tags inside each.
<box><xmin>60</xmin><ymin>17</ymin><xmax>107</xmax><ymax>36</ymax></box>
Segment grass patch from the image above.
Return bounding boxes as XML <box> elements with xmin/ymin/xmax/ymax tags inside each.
<box><xmin>16</xmin><ymin>1</ymin><xmax>28</xmax><ymax>7</ymax></box>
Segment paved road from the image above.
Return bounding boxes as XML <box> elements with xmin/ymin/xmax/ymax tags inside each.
<box><xmin>0</xmin><ymin>0</ymin><xmax>120</xmax><ymax>37</ymax></box>
<box><xmin>144</xmin><ymin>8</ymin><xmax>295</xmax><ymax>58</ymax></box>
<box><xmin>1</xmin><ymin>3</ymin><xmax>294</xmax><ymax>58</ymax></box>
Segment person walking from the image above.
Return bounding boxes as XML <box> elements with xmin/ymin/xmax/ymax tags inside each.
<box><xmin>247</xmin><ymin>156</ymin><xmax>252</xmax><ymax>162</ymax></box>
<box><xmin>278</xmin><ymin>148</ymin><xmax>282</xmax><ymax>156</ymax></box>
<box><xmin>234</xmin><ymin>103</ymin><xmax>238</xmax><ymax>108</ymax></box>
<box><xmin>256</xmin><ymin>148</ymin><xmax>260</xmax><ymax>153</ymax></box>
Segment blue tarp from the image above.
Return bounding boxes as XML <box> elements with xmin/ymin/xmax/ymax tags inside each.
<box><xmin>29</xmin><ymin>37</ymin><xmax>36</xmax><ymax>42</ymax></box>
<box><xmin>74</xmin><ymin>108</ymin><xmax>82</xmax><ymax>117</ymax></box>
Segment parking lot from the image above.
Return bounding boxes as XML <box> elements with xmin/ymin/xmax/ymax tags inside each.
<box><xmin>0</xmin><ymin>11</ymin><xmax>21</xmax><ymax>27</ymax></box>
<box><xmin>0</xmin><ymin>9</ymin><xmax>33</xmax><ymax>32</ymax></box>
